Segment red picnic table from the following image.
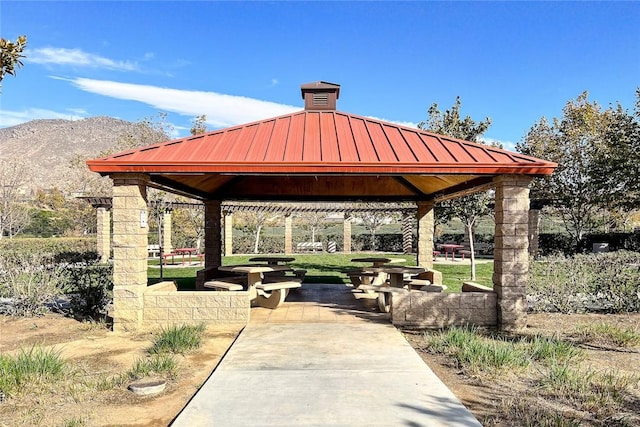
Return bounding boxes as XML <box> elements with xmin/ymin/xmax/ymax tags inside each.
<box><xmin>163</xmin><ymin>248</ymin><xmax>198</xmax><ymax>265</ymax></box>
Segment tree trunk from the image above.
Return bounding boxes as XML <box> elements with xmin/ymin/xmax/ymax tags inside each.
<box><xmin>466</xmin><ymin>223</ymin><xmax>476</xmax><ymax>281</ymax></box>
<box><xmin>253</xmin><ymin>224</ymin><xmax>262</xmax><ymax>254</ymax></box>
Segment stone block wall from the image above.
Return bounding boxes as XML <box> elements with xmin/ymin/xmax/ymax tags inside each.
<box><xmin>391</xmin><ymin>291</ymin><xmax>497</xmax><ymax>328</ymax></box>
<box><xmin>142</xmin><ymin>281</ymin><xmax>250</xmax><ymax>329</ymax></box>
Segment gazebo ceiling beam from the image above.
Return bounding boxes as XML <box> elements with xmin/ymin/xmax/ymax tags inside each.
<box><xmin>147</xmin><ymin>176</ymin><xmax>209</xmax><ymax>201</ymax></box>
<box><xmin>432</xmin><ymin>176</ymin><xmax>495</xmax><ymax>203</ymax></box>
<box><xmin>393</xmin><ymin>176</ymin><xmax>426</xmax><ymax>198</ymax></box>
<box><xmin>219</xmin><ymin>194</ymin><xmax>422</xmax><ymax>203</ymax></box>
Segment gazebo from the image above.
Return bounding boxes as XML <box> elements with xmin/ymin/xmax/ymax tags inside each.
<box><xmin>87</xmin><ymin>81</ymin><xmax>556</xmax><ymax>332</ymax></box>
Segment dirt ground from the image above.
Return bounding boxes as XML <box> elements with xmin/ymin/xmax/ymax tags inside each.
<box><xmin>405</xmin><ymin>312</ymin><xmax>640</xmax><ymax>426</ymax></box>
<box><xmin>1</xmin><ymin>312</ymin><xmax>638</xmax><ymax>426</ymax></box>
<box><xmin>0</xmin><ymin>314</ymin><xmax>241</xmax><ymax>427</ymax></box>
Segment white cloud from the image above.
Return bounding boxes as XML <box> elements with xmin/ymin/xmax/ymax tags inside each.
<box><xmin>0</xmin><ymin>108</ymin><xmax>86</xmax><ymax>127</ymax></box>
<box><xmin>479</xmin><ymin>137</ymin><xmax>517</xmax><ymax>151</ymax></box>
<box><xmin>63</xmin><ymin>77</ymin><xmax>301</xmax><ymax>128</ymax></box>
<box><xmin>27</xmin><ymin>47</ymin><xmax>138</xmax><ymax>71</ymax></box>
<box><xmin>365</xmin><ymin>115</ymin><xmax>418</xmax><ymax>129</ymax></box>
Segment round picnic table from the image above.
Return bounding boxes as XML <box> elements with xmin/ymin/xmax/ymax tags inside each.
<box><xmin>360</xmin><ymin>265</ymin><xmax>425</xmax><ymax>313</ymax></box>
<box><xmin>351</xmin><ymin>257</ymin><xmax>393</xmax><ymax>267</ymax></box>
<box><xmin>248</xmin><ymin>256</ymin><xmax>295</xmax><ymax>265</ymax></box>
<box><xmin>218</xmin><ymin>264</ymin><xmax>293</xmax><ymax>308</ymax></box>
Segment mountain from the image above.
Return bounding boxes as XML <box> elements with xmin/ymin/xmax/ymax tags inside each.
<box><xmin>0</xmin><ymin>117</ymin><xmax>160</xmax><ymax>191</ymax></box>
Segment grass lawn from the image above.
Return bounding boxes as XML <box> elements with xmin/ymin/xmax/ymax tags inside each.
<box><xmin>148</xmin><ymin>252</ymin><xmax>494</xmax><ymax>292</ymax></box>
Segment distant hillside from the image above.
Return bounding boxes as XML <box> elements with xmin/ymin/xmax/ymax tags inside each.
<box><xmin>0</xmin><ymin>117</ymin><xmax>161</xmax><ymax>191</ymax></box>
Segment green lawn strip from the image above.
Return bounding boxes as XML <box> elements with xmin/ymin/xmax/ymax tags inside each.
<box><xmin>147</xmin><ymin>253</ymin><xmax>493</xmax><ymax>292</ymax></box>
<box><xmin>432</xmin><ymin>262</ymin><xmax>493</xmax><ymax>292</ymax></box>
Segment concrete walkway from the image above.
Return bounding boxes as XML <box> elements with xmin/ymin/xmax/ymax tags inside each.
<box><xmin>171</xmin><ymin>290</ymin><xmax>482</xmax><ymax>426</ymax></box>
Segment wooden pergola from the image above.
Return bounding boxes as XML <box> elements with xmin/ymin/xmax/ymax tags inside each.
<box><xmin>87</xmin><ymin>81</ymin><xmax>556</xmax><ymax>332</ymax></box>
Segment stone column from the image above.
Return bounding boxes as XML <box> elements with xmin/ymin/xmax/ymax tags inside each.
<box><xmin>493</xmin><ymin>175</ymin><xmax>533</xmax><ymax>330</ymax></box>
<box><xmin>200</xmin><ymin>200</ymin><xmax>222</xmax><ymax>290</ymax></box>
<box><xmin>528</xmin><ymin>209</ymin><xmax>540</xmax><ymax>257</ymax></box>
<box><xmin>343</xmin><ymin>213</ymin><xmax>352</xmax><ymax>253</ymax></box>
<box><xmin>224</xmin><ymin>212</ymin><xmax>233</xmax><ymax>256</ymax></box>
<box><xmin>284</xmin><ymin>214</ymin><xmax>293</xmax><ymax>254</ymax></box>
<box><xmin>416</xmin><ymin>201</ymin><xmax>435</xmax><ymax>268</ymax></box>
<box><xmin>402</xmin><ymin>212</ymin><xmax>413</xmax><ymax>254</ymax></box>
<box><xmin>111</xmin><ymin>173</ymin><xmax>149</xmax><ymax>332</ymax></box>
<box><xmin>96</xmin><ymin>207</ymin><xmax>111</xmax><ymax>264</ymax></box>
<box><xmin>162</xmin><ymin>211</ymin><xmax>172</xmax><ymax>253</ymax></box>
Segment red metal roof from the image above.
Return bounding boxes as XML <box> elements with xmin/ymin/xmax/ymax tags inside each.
<box><xmin>87</xmin><ymin>110</ymin><xmax>556</xmax><ymax>176</ymax></box>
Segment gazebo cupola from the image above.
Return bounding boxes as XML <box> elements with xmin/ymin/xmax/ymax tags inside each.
<box><xmin>301</xmin><ymin>81</ymin><xmax>340</xmax><ymax>111</ymax></box>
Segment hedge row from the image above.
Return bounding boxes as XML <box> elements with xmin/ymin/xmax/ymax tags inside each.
<box><xmin>0</xmin><ymin>237</ymin><xmax>97</xmax><ymax>256</ymax></box>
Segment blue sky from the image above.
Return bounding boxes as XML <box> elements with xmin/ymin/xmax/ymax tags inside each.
<box><xmin>1</xmin><ymin>1</ymin><xmax>638</xmax><ymax>149</ymax></box>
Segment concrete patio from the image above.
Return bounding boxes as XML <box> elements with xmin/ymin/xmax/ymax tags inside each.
<box><xmin>171</xmin><ymin>284</ymin><xmax>482</xmax><ymax>426</ymax></box>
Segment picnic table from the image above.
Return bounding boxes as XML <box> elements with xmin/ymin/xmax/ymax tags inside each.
<box><xmin>437</xmin><ymin>244</ymin><xmax>464</xmax><ymax>261</ymax></box>
<box><xmin>162</xmin><ymin>248</ymin><xmax>198</xmax><ymax>266</ymax></box>
<box><xmin>359</xmin><ymin>265</ymin><xmax>426</xmax><ymax>313</ymax></box>
<box><xmin>210</xmin><ymin>264</ymin><xmax>302</xmax><ymax>309</ymax></box>
<box><xmin>346</xmin><ymin>257</ymin><xmax>406</xmax><ymax>289</ymax></box>
<box><xmin>248</xmin><ymin>256</ymin><xmax>295</xmax><ymax>265</ymax></box>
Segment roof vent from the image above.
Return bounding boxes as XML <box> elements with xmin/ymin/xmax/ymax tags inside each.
<box><xmin>301</xmin><ymin>81</ymin><xmax>340</xmax><ymax>111</ymax></box>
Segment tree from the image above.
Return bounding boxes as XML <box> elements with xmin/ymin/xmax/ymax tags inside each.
<box><xmin>190</xmin><ymin>114</ymin><xmax>208</xmax><ymax>135</ymax></box>
<box><xmin>68</xmin><ymin>113</ymin><xmax>174</xmax><ymax>198</ymax></box>
<box><xmin>0</xmin><ymin>158</ymin><xmax>32</xmax><ymax>238</ymax></box>
<box><xmin>418</xmin><ymin>97</ymin><xmax>493</xmax><ymax>280</ymax></box>
<box><xmin>234</xmin><ymin>211</ymin><xmax>281</xmax><ymax>254</ymax></box>
<box><xmin>172</xmin><ymin>202</ymin><xmax>204</xmax><ymax>251</ymax></box>
<box><xmin>516</xmin><ymin>92</ymin><xmax>613</xmax><ymax>247</ymax></box>
<box><xmin>591</xmin><ymin>89</ymin><xmax>640</xmax><ymax>212</ymax></box>
<box><xmin>0</xmin><ymin>35</ymin><xmax>27</xmax><ymax>89</ymax></box>
<box><xmin>354</xmin><ymin>207</ymin><xmax>390</xmax><ymax>251</ymax></box>
<box><xmin>295</xmin><ymin>212</ymin><xmax>328</xmax><ymax>245</ymax></box>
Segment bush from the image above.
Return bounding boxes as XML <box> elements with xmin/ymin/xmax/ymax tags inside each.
<box><xmin>58</xmin><ymin>253</ymin><xmax>113</xmax><ymax>318</ymax></box>
<box><xmin>0</xmin><ymin>237</ymin><xmax>96</xmax><ymax>257</ymax></box>
<box><xmin>233</xmin><ymin>235</ymin><xmax>283</xmax><ymax>254</ymax></box>
<box><xmin>528</xmin><ymin>251</ymin><xmax>640</xmax><ymax>313</ymax></box>
<box><xmin>0</xmin><ymin>251</ymin><xmax>65</xmax><ymax>316</ymax></box>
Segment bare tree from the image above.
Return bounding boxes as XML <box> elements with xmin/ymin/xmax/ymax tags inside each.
<box><xmin>0</xmin><ymin>158</ymin><xmax>32</xmax><ymax>238</ymax></box>
<box><xmin>354</xmin><ymin>206</ymin><xmax>392</xmax><ymax>251</ymax></box>
<box><xmin>294</xmin><ymin>212</ymin><xmax>327</xmax><ymax>244</ymax></box>
<box><xmin>235</xmin><ymin>211</ymin><xmax>281</xmax><ymax>253</ymax></box>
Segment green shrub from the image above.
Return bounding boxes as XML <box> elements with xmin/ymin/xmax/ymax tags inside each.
<box><xmin>58</xmin><ymin>253</ymin><xmax>113</xmax><ymax>318</ymax></box>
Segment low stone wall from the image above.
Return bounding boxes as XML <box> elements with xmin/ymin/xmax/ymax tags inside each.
<box><xmin>142</xmin><ymin>281</ymin><xmax>250</xmax><ymax>328</ymax></box>
<box><xmin>391</xmin><ymin>291</ymin><xmax>497</xmax><ymax>328</ymax></box>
